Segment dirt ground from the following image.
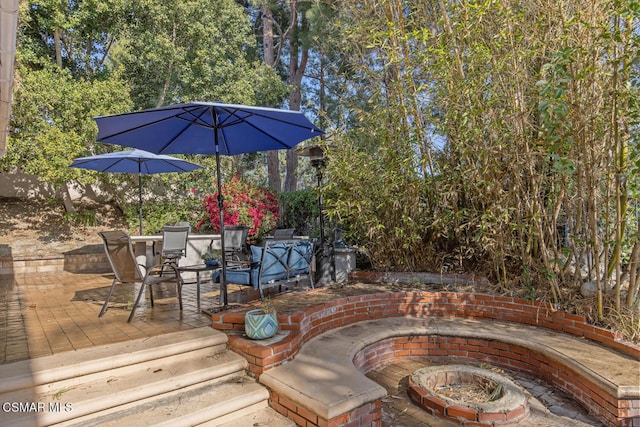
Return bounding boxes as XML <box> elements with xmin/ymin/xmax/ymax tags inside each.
<box><xmin>0</xmin><ymin>197</ymin><xmax>127</xmax><ymax>257</ymax></box>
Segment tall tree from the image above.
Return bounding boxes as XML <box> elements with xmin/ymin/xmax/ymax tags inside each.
<box><xmin>258</xmin><ymin>1</ymin><xmax>282</xmax><ymax>192</ymax></box>
<box><xmin>252</xmin><ymin>0</ymin><xmax>317</xmax><ymax>192</ymax></box>
<box><xmin>4</xmin><ymin>0</ymin><xmax>130</xmax><ymax>212</ymax></box>
<box><xmin>113</xmin><ymin>0</ymin><xmax>284</xmax><ymax>109</ymax></box>
<box><xmin>5</xmin><ymin>0</ymin><xmax>287</xmax><ymax>216</ymax></box>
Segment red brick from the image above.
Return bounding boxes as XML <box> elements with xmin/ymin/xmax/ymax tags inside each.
<box><xmin>477</xmin><ymin>410</ymin><xmax>507</xmax><ymax>423</ymax></box>
<box><xmin>423</xmin><ymin>395</ymin><xmax>447</xmax><ymax>415</ymax></box>
<box><xmin>506</xmin><ymin>404</ymin><xmax>527</xmax><ymax>421</ymax></box>
<box><xmin>326</xmin><ymin>413</ymin><xmax>349</xmax><ymax>427</ymax></box>
<box><xmin>289</xmin><ymin>410</ymin><xmax>310</xmax><ymax>427</ymax></box>
<box><xmin>276</xmin><ymin>393</ymin><xmax>301</xmax><ymax>413</ymax></box>
<box><xmin>447</xmin><ymin>404</ymin><xmax>477</xmax><ymax>421</ymax></box>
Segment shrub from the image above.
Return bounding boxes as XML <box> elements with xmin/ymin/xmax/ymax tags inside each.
<box><xmin>278</xmin><ymin>189</ymin><xmax>319</xmax><ymax>237</ymax></box>
<box><xmin>197</xmin><ymin>174</ymin><xmax>279</xmax><ymax>243</ymax></box>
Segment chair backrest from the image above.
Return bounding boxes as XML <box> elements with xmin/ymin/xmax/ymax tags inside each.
<box><xmin>161</xmin><ymin>225</ymin><xmax>190</xmax><ymax>260</ymax></box>
<box><xmin>98</xmin><ymin>230</ymin><xmax>141</xmax><ymax>283</ymax></box>
<box><xmin>272</xmin><ymin>228</ymin><xmax>295</xmax><ymax>240</ymax></box>
<box><xmin>253</xmin><ymin>241</ymin><xmax>291</xmax><ymax>284</ymax></box>
<box><xmin>224</xmin><ymin>225</ymin><xmax>249</xmax><ymax>252</ymax></box>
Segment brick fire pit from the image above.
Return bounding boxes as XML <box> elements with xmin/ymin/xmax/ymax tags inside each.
<box><xmin>408</xmin><ymin>365</ymin><xmax>530</xmax><ymax>425</ymax></box>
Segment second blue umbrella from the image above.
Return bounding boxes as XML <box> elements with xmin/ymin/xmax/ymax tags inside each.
<box><xmin>70</xmin><ymin>149</ymin><xmax>202</xmax><ymax>234</ymax></box>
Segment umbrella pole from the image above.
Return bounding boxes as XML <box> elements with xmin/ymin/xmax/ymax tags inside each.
<box><xmin>216</xmin><ymin>148</ymin><xmax>228</xmax><ymax>307</ymax></box>
<box><xmin>138</xmin><ymin>172</ymin><xmax>143</xmax><ymax>235</ymax></box>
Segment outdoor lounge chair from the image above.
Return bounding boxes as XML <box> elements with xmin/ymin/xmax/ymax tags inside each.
<box><xmin>98</xmin><ymin>230</ymin><xmax>183</xmax><ymax>322</ymax></box>
<box><xmin>222</xmin><ymin>239</ymin><xmax>315</xmax><ymax>300</ymax></box>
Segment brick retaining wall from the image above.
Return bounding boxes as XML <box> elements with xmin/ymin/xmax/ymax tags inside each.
<box><xmin>0</xmin><ymin>252</ymin><xmax>110</xmax><ymax>276</ymax></box>
<box><xmin>212</xmin><ymin>289</ymin><xmax>640</xmax><ymax>426</ymax></box>
<box><xmin>355</xmin><ymin>336</ymin><xmax>635</xmax><ymax>426</ymax></box>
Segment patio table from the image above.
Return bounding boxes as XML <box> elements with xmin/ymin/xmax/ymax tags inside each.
<box><xmin>178</xmin><ymin>263</ymin><xmax>220</xmax><ymax>305</ymax></box>
<box><xmin>129</xmin><ymin>234</ymin><xmax>222</xmax><ymax>306</ymax></box>
<box><xmin>129</xmin><ymin>234</ymin><xmax>220</xmax><ymax>271</ymax></box>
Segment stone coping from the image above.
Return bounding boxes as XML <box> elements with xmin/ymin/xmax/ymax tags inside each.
<box><xmin>258</xmin><ymin>316</ymin><xmax>639</xmax><ymax>423</ymax></box>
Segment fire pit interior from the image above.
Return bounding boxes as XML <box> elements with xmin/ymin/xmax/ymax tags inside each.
<box><xmin>408</xmin><ymin>365</ymin><xmax>530</xmax><ymax>425</ymax></box>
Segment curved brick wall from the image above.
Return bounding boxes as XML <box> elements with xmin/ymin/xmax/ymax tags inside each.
<box><xmin>354</xmin><ymin>335</ymin><xmax>626</xmax><ymax>426</ymax></box>
<box><xmin>211</xmin><ymin>291</ymin><xmax>640</xmax><ymax>426</ymax></box>
<box><xmin>213</xmin><ymin>292</ymin><xmax>639</xmax><ymax>370</ymax></box>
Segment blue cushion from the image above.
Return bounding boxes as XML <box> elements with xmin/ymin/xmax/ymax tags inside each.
<box><xmin>288</xmin><ymin>241</ymin><xmax>312</xmax><ymax>276</ymax></box>
<box><xmin>251</xmin><ymin>245</ymin><xmax>263</xmax><ymax>263</ymax></box>
<box><xmin>212</xmin><ymin>270</ymin><xmax>221</xmax><ymax>282</ymax></box>
<box><xmin>226</xmin><ymin>268</ymin><xmax>254</xmax><ymax>288</ymax></box>
<box><xmin>252</xmin><ymin>243</ymin><xmax>288</xmax><ymax>284</ymax></box>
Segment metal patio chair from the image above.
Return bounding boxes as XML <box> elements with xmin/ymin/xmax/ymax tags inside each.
<box><xmin>224</xmin><ymin>225</ymin><xmax>249</xmax><ymax>264</ymax></box>
<box><xmin>98</xmin><ymin>230</ymin><xmax>183</xmax><ymax>323</ymax></box>
<box><xmin>159</xmin><ymin>224</ymin><xmax>190</xmax><ymax>271</ymax></box>
<box><xmin>271</xmin><ymin>228</ymin><xmax>295</xmax><ymax>240</ymax></box>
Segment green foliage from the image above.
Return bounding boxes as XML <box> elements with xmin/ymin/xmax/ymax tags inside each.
<box><xmin>324</xmin><ymin>135</ymin><xmax>436</xmax><ymax>271</ymax></box>
<box><xmin>18</xmin><ymin>0</ymin><xmax>126</xmax><ymax>79</ymax></box>
<box><xmin>63</xmin><ymin>208</ymin><xmax>98</xmax><ymax>227</ymax></box>
<box><xmin>321</xmin><ymin>0</ymin><xmax>639</xmax><ymax>313</ymax></box>
<box><xmin>201</xmin><ymin>250</ymin><xmax>222</xmax><ymax>261</ymax></box>
<box><xmin>112</xmin><ymin>0</ymin><xmax>287</xmax><ymax>108</ymax></box>
<box><xmin>3</xmin><ymin>64</ymin><xmax>131</xmax><ymax>189</ymax></box>
<box><xmin>6</xmin><ymin>0</ymin><xmax>287</xmax><ymax>226</ymax></box>
<box><xmin>536</xmin><ymin>48</ymin><xmax>576</xmax><ymax>174</ymax></box>
<box><xmin>278</xmin><ymin>189</ymin><xmax>319</xmax><ymax>237</ymax></box>
<box><xmin>128</xmin><ymin>198</ymin><xmax>197</xmax><ymax>235</ymax></box>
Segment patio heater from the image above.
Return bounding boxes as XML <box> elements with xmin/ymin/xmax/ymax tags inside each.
<box><xmin>296</xmin><ymin>143</ymin><xmax>334</xmax><ymax>285</ymax></box>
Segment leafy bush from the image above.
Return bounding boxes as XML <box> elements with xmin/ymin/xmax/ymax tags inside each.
<box><xmin>128</xmin><ymin>196</ymin><xmax>201</xmax><ymax>234</ymax></box>
<box><xmin>278</xmin><ymin>189</ymin><xmax>319</xmax><ymax>237</ymax></box>
<box><xmin>197</xmin><ymin>174</ymin><xmax>279</xmax><ymax>243</ymax></box>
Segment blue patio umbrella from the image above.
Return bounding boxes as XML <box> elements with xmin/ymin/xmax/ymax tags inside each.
<box><xmin>70</xmin><ymin>149</ymin><xmax>202</xmax><ymax>235</ymax></box>
<box><xmin>94</xmin><ymin>102</ymin><xmax>324</xmax><ymax>307</ymax></box>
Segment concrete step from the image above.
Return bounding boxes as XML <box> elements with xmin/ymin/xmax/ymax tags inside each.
<box><xmin>3</xmin><ymin>349</ymin><xmax>247</xmax><ymax>426</ymax></box>
<box><xmin>58</xmin><ymin>376</ymin><xmax>277</xmax><ymax>426</ymax></box>
<box><xmin>0</xmin><ymin>327</ymin><xmax>227</xmax><ymax>394</ymax></box>
<box><xmin>204</xmin><ymin>403</ymin><xmax>296</xmax><ymax>427</ymax></box>
<box><xmin>0</xmin><ymin>327</ymin><xmax>291</xmax><ymax>427</ymax></box>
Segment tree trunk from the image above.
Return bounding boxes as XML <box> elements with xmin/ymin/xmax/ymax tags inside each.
<box><xmin>60</xmin><ymin>183</ymin><xmax>76</xmax><ymax>214</ymax></box>
<box><xmin>54</xmin><ymin>28</ymin><xmax>63</xmax><ymax>68</ymax></box>
<box><xmin>261</xmin><ymin>3</ymin><xmax>281</xmax><ymax>192</ymax></box>
<box><xmin>284</xmin><ymin>83</ymin><xmax>301</xmax><ymax>191</ymax></box>
<box><xmin>283</xmin><ymin>0</ymin><xmax>309</xmax><ymax>193</ymax></box>
<box><xmin>625</xmin><ymin>214</ymin><xmax>640</xmax><ymax>309</ymax></box>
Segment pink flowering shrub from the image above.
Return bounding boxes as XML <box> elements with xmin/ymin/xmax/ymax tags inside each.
<box><xmin>197</xmin><ymin>174</ymin><xmax>279</xmax><ymax>243</ymax></box>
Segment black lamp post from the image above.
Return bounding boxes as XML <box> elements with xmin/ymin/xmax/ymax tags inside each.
<box><xmin>296</xmin><ymin>143</ymin><xmax>333</xmax><ymax>285</ymax></box>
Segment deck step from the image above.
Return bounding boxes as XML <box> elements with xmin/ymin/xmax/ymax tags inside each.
<box><xmin>204</xmin><ymin>403</ymin><xmax>296</xmax><ymax>427</ymax></box>
<box><xmin>0</xmin><ymin>327</ymin><xmax>292</xmax><ymax>426</ymax></box>
<box><xmin>58</xmin><ymin>376</ymin><xmax>281</xmax><ymax>426</ymax></box>
<box><xmin>0</xmin><ymin>327</ymin><xmax>227</xmax><ymax>393</ymax></box>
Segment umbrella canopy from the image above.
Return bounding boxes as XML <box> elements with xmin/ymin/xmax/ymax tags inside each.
<box><xmin>94</xmin><ymin>102</ymin><xmax>324</xmax><ymax>307</ymax></box>
<box><xmin>70</xmin><ymin>149</ymin><xmax>202</xmax><ymax>234</ymax></box>
<box><xmin>95</xmin><ymin>102</ymin><xmax>323</xmax><ymax>155</ymax></box>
